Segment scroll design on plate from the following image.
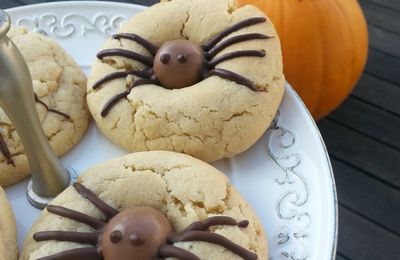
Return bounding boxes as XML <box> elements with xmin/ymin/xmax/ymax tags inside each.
<box><xmin>267</xmin><ymin>111</ymin><xmax>310</xmax><ymax>260</ymax></box>
<box><xmin>16</xmin><ymin>13</ymin><xmax>127</xmax><ymax>38</ymax></box>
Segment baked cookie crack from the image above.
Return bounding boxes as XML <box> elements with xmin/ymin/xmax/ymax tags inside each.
<box><xmin>180</xmin><ymin>10</ymin><xmax>190</xmax><ymax>39</ymax></box>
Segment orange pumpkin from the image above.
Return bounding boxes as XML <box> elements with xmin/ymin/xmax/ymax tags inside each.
<box><xmin>237</xmin><ymin>0</ymin><xmax>369</xmax><ymax>119</ymax></box>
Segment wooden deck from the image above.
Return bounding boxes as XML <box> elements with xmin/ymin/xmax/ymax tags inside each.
<box><xmin>318</xmin><ymin>1</ymin><xmax>400</xmax><ymax>259</ymax></box>
<box><xmin>1</xmin><ymin>0</ymin><xmax>400</xmax><ymax>259</ymax></box>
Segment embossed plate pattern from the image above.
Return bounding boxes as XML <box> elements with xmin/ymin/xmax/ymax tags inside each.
<box><xmin>5</xmin><ymin>2</ymin><xmax>337</xmax><ymax>260</ymax></box>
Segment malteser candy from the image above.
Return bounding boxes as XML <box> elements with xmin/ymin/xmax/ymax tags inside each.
<box><xmin>101</xmin><ymin>207</ymin><xmax>172</xmax><ymax>260</ymax></box>
<box><xmin>154</xmin><ymin>40</ymin><xmax>205</xmax><ymax>89</ymax></box>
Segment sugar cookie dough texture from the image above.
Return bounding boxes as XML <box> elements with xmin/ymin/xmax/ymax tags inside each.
<box><xmin>87</xmin><ymin>0</ymin><xmax>285</xmax><ymax>162</ymax></box>
<box><xmin>21</xmin><ymin>151</ymin><xmax>267</xmax><ymax>260</ymax></box>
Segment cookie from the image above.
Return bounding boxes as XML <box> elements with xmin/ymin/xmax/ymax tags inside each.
<box><xmin>87</xmin><ymin>0</ymin><xmax>285</xmax><ymax>162</ymax></box>
<box><xmin>0</xmin><ymin>27</ymin><xmax>89</xmax><ymax>186</ymax></box>
<box><xmin>0</xmin><ymin>186</ymin><xmax>18</xmax><ymax>260</ymax></box>
<box><xmin>21</xmin><ymin>151</ymin><xmax>267</xmax><ymax>259</ymax></box>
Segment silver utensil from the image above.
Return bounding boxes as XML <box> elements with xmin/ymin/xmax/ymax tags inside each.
<box><xmin>0</xmin><ymin>10</ymin><xmax>76</xmax><ymax>209</ymax></box>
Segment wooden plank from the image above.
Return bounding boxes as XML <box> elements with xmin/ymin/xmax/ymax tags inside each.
<box><xmin>131</xmin><ymin>0</ymin><xmax>158</xmax><ymax>5</ymax></box>
<box><xmin>361</xmin><ymin>0</ymin><xmax>400</xmax><ymax>13</ymax></box>
<box><xmin>338</xmin><ymin>205</ymin><xmax>400</xmax><ymax>260</ymax></box>
<box><xmin>0</xmin><ymin>0</ymin><xmax>20</xmax><ymax>8</ymax></box>
<box><xmin>360</xmin><ymin>0</ymin><xmax>400</xmax><ymax>33</ymax></box>
<box><xmin>365</xmin><ymin>49</ymin><xmax>400</xmax><ymax>86</ymax></box>
<box><xmin>352</xmin><ymin>74</ymin><xmax>400</xmax><ymax>116</ymax></box>
<box><xmin>369</xmin><ymin>23</ymin><xmax>400</xmax><ymax>58</ymax></box>
<box><xmin>333</xmin><ymin>159</ymin><xmax>400</xmax><ymax>235</ymax></box>
<box><xmin>336</xmin><ymin>253</ymin><xmax>350</xmax><ymax>260</ymax></box>
<box><xmin>329</xmin><ymin>97</ymin><xmax>400</xmax><ymax>150</ymax></box>
<box><xmin>317</xmin><ymin>119</ymin><xmax>400</xmax><ymax>188</ymax></box>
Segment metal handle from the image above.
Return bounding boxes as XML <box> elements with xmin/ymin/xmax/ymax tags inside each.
<box><xmin>0</xmin><ymin>10</ymin><xmax>74</xmax><ymax>209</ymax></box>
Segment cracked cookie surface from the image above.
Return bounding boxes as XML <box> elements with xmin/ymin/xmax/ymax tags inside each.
<box><xmin>0</xmin><ymin>27</ymin><xmax>89</xmax><ymax>186</ymax></box>
<box><xmin>21</xmin><ymin>151</ymin><xmax>267</xmax><ymax>259</ymax></box>
<box><xmin>87</xmin><ymin>0</ymin><xmax>285</xmax><ymax>162</ymax></box>
<box><xmin>0</xmin><ymin>186</ymin><xmax>17</xmax><ymax>260</ymax></box>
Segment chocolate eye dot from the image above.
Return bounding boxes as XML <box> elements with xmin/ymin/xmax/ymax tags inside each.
<box><xmin>129</xmin><ymin>233</ymin><xmax>144</xmax><ymax>246</ymax></box>
<box><xmin>160</xmin><ymin>54</ymin><xmax>171</xmax><ymax>64</ymax></box>
<box><xmin>238</xmin><ymin>220</ymin><xmax>249</xmax><ymax>228</ymax></box>
<box><xmin>177</xmin><ymin>54</ymin><xmax>187</xmax><ymax>63</ymax></box>
<box><xmin>110</xmin><ymin>230</ymin><xmax>123</xmax><ymax>243</ymax></box>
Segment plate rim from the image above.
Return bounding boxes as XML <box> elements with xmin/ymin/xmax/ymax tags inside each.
<box><xmin>285</xmin><ymin>84</ymin><xmax>338</xmax><ymax>260</ymax></box>
<box><xmin>6</xmin><ymin>2</ymin><xmax>338</xmax><ymax>259</ymax></box>
<box><xmin>6</xmin><ymin>1</ymin><xmax>148</xmax><ymax>12</ymax></box>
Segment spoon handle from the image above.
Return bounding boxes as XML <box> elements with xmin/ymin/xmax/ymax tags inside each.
<box><xmin>0</xmin><ymin>10</ymin><xmax>72</xmax><ymax>207</ymax></box>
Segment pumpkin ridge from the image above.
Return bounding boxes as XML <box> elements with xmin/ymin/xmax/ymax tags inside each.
<box><xmin>314</xmin><ymin>0</ymin><xmax>354</xmax><ymax>118</ymax></box>
<box><xmin>339</xmin><ymin>0</ymin><xmax>368</xmax><ymax>92</ymax></box>
<box><xmin>303</xmin><ymin>0</ymin><xmax>325</xmax><ymax>113</ymax></box>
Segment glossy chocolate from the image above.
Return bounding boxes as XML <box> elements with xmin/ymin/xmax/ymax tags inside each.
<box><xmin>159</xmin><ymin>244</ymin><xmax>200</xmax><ymax>260</ymax></box>
<box><xmin>36</xmin><ymin>248</ymin><xmax>100</xmax><ymax>260</ymax></box>
<box><xmin>73</xmin><ymin>182</ymin><xmax>118</xmax><ymax>219</ymax></box>
<box><xmin>207</xmin><ymin>33</ymin><xmax>272</xmax><ymax>59</ymax></box>
<box><xmin>97</xmin><ymin>49</ymin><xmax>153</xmax><ymax>67</ymax></box>
<box><xmin>208</xmin><ymin>49</ymin><xmax>266</xmax><ymax>68</ymax></box>
<box><xmin>206</xmin><ymin>68</ymin><xmax>257</xmax><ymax>91</ymax></box>
<box><xmin>34</xmin><ymin>231</ymin><xmax>100</xmax><ymax>245</ymax></box>
<box><xmin>202</xmin><ymin>17</ymin><xmax>267</xmax><ymax>51</ymax></box>
<box><xmin>154</xmin><ymin>40</ymin><xmax>205</xmax><ymax>89</ymax></box>
<box><xmin>92</xmin><ymin>69</ymin><xmax>153</xmax><ymax>90</ymax></box>
<box><xmin>101</xmin><ymin>207</ymin><xmax>172</xmax><ymax>260</ymax></box>
<box><xmin>183</xmin><ymin>216</ymin><xmax>250</xmax><ymax>232</ymax></box>
<box><xmin>100</xmin><ymin>90</ymin><xmax>130</xmax><ymax>117</ymax></box>
<box><xmin>46</xmin><ymin>205</ymin><xmax>106</xmax><ymax>230</ymax></box>
<box><xmin>169</xmin><ymin>231</ymin><xmax>257</xmax><ymax>260</ymax></box>
<box><xmin>113</xmin><ymin>33</ymin><xmax>158</xmax><ymax>56</ymax></box>
<box><xmin>100</xmin><ymin>77</ymin><xmax>158</xmax><ymax>117</ymax></box>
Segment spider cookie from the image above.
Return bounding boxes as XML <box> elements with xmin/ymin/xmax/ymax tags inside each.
<box><xmin>0</xmin><ymin>27</ymin><xmax>89</xmax><ymax>186</ymax></box>
<box><xmin>0</xmin><ymin>186</ymin><xmax>18</xmax><ymax>260</ymax></box>
<box><xmin>21</xmin><ymin>151</ymin><xmax>267</xmax><ymax>259</ymax></box>
<box><xmin>87</xmin><ymin>0</ymin><xmax>285</xmax><ymax>162</ymax></box>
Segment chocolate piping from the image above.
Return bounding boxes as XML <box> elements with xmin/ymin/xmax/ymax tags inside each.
<box><xmin>206</xmin><ymin>68</ymin><xmax>257</xmax><ymax>91</ymax></box>
<box><xmin>158</xmin><ymin>244</ymin><xmax>200</xmax><ymax>260</ymax></box>
<box><xmin>36</xmin><ymin>247</ymin><xmax>101</xmax><ymax>260</ymax></box>
<box><xmin>207</xmin><ymin>33</ymin><xmax>272</xmax><ymax>59</ymax></box>
<box><xmin>132</xmin><ymin>78</ymin><xmax>158</xmax><ymax>88</ymax></box>
<box><xmin>202</xmin><ymin>17</ymin><xmax>267</xmax><ymax>51</ymax></box>
<box><xmin>97</xmin><ymin>49</ymin><xmax>153</xmax><ymax>67</ymax></box>
<box><xmin>92</xmin><ymin>69</ymin><xmax>153</xmax><ymax>90</ymax></box>
<box><xmin>46</xmin><ymin>205</ymin><xmax>105</xmax><ymax>230</ymax></box>
<box><xmin>100</xmin><ymin>79</ymin><xmax>157</xmax><ymax>117</ymax></box>
<box><xmin>0</xmin><ymin>133</ymin><xmax>15</xmax><ymax>166</ymax></box>
<box><xmin>100</xmin><ymin>90</ymin><xmax>130</xmax><ymax>117</ymax></box>
<box><xmin>34</xmin><ymin>94</ymin><xmax>71</xmax><ymax>120</ymax></box>
<box><xmin>169</xmin><ymin>231</ymin><xmax>258</xmax><ymax>260</ymax></box>
<box><xmin>113</xmin><ymin>33</ymin><xmax>158</xmax><ymax>56</ymax></box>
<box><xmin>208</xmin><ymin>49</ymin><xmax>266</xmax><ymax>67</ymax></box>
<box><xmin>183</xmin><ymin>216</ymin><xmax>249</xmax><ymax>232</ymax></box>
<box><xmin>73</xmin><ymin>183</ymin><xmax>118</xmax><ymax>219</ymax></box>
<box><xmin>34</xmin><ymin>231</ymin><xmax>100</xmax><ymax>245</ymax></box>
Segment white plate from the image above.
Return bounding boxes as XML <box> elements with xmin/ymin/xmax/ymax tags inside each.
<box><xmin>6</xmin><ymin>2</ymin><xmax>337</xmax><ymax>260</ymax></box>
